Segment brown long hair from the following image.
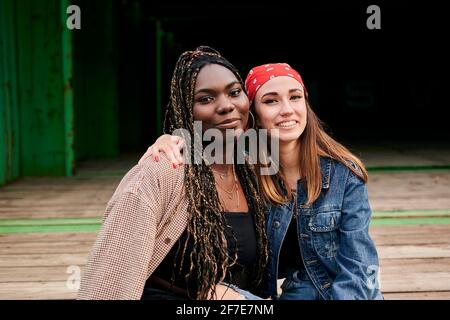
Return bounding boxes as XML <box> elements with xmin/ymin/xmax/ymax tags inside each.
<box><xmin>258</xmin><ymin>98</ymin><xmax>368</xmax><ymax>205</ymax></box>
<box><xmin>164</xmin><ymin>46</ymin><xmax>268</xmax><ymax>299</ymax></box>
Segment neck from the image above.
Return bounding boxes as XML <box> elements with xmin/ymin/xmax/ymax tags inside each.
<box><xmin>202</xmin><ymin>138</ymin><xmax>235</xmax><ymax>166</ymax></box>
<box><xmin>211</xmin><ymin>163</ymin><xmax>233</xmax><ymax>173</ymax></box>
<box><xmin>279</xmin><ymin>139</ymin><xmax>301</xmax><ymax>179</ymax></box>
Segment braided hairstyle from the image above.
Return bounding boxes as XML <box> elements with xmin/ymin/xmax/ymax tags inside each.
<box><xmin>164</xmin><ymin>46</ymin><xmax>268</xmax><ymax>299</ymax></box>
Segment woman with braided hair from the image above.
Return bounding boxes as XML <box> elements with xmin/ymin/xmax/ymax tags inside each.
<box><xmin>77</xmin><ymin>46</ymin><xmax>268</xmax><ymax>300</ymax></box>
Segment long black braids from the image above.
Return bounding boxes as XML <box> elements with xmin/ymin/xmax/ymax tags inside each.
<box><xmin>163</xmin><ymin>46</ymin><xmax>268</xmax><ymax>300</ymax></box>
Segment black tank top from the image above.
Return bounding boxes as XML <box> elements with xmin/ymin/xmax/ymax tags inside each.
<box><xmin>145</xmin><ymin>211</ymin><xmax>257</xmax><ymax>297</ymax></box>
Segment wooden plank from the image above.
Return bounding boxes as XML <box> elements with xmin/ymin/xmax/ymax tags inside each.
<box><xmin>380</xmin><ymin>258</ymin><xmax>450</xmax><ymax>273</ymax></box>
<box><xmin>0</xmin><ymin>266</ymin><xmax>85</xmax><ymax>282</ymax></box>
<box><xmin>377</xmin><ymin>245</ymin><xmax>450</xmax><ymax>259</ymax></box>
<box><xmin>0</xmin><ymin>175</ymin><xmax>119</xmax><ymax>219</ymax></box>
<box><xmin>0</xmin><ymin>232</ymin><xmax>97</xmax><ymax>243</ymax></box>
<box><xmin>0</xmin><ymin>281</ymin><xmax>77</xmax><ymax>300</ymax></box>
<box><xmin>370</xmin><ymin>224</ymin><xmax>450</xmax><ymax>236</ymax></box>
<box><xmin>0</xmin><ymin>211</ymin><xmax>103</xmax><ymax>219</ymax></box>
<box><xmin>380</xmin><ymin>272</ymin><xmax>450</xmax><ymax>292</ymax></box>
<box><xmin>383</xmin><ymin>291</ymin><xmax>450</xmax><ymax>300</ymax></box>
<box><xmin>374</xmin><ymin>237</ymin><xmax>450</xmax><ymax>247</ymax></box>
<box><xmin>370</xmin><ymin>225</ymin><xmax>450</xmax><ymax>246</ymax></box>
<box><xmin>0</xmin><ymin>253</ymin><xmax>88</xmax><ymax>267</ymax></box>
<box><xmin>368</xmin><ymin>172</ymin><xmax>450</xmax><ymax>211</ymax></box>
<box><xmin>372</xmin><ymin>234</ymin><xmax>450</xmax><ymax>246</ymax></box>
<box><xmin>0</xmin><ymin>241</ymin><xmax>93</xmax><ymax>254</ymax></box>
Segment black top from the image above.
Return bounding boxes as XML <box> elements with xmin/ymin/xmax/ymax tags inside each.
<box><xmin>278</xmin><ymin>197</ymin><xmax>304</xmax><ymax>278</ymax></box>
<box><xmin>145</xmin><ymin>211</ymin><xmax>257</xmax><ymax>298</ymax></box>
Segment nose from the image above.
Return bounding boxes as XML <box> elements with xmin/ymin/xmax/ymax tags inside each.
<box><xmin>279</xmin><ymin>98</ymin><xmax>294</xmax><ymax>116</ymax></box>
<box><xmin>216</xmin><ymin>95</ymin><xmax>235</xmax><ymax>114</ymax></box>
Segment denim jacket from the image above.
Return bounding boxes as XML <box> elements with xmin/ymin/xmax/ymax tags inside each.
<box><xmin>263</xmin><ymin>157</ymin><xmax>383</xmax><ymax>300</ymax></box>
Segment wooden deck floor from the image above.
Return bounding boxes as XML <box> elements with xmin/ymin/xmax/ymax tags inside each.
<box><xmin>1</xmin><ymin>167</ymin><xmax>450</xmax><ymax>299</ymax></box>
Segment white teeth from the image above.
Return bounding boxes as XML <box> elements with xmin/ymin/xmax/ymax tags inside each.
<box><xmin>277</xmin><ymin>120</ymin><xmax>297</xmax><ymax>128</ymax></box>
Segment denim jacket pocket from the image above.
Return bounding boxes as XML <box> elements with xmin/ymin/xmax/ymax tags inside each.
<box><xmin>308</xmin><ymin>211</ymin><xmax>341</xmax><ymax>259</ymax></box>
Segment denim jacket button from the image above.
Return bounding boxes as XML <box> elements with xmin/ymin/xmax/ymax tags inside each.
<box><xmin>273</xmin><ymin>221</ymin><xmax>281</xmax><ymax>229</ymax></box>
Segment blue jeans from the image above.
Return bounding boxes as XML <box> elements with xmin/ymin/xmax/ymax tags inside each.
<box><xmin>141</xmin><ymin>284</ymin><xmax>263</xmax><ymax>300</ymax></box>
<box><xmin>279</xmin><ymin>269</ymin><xmax>322</xmax><ymax>300</ymax></box>
<box><xmin>222</xmin><ymin>283</ymin><xmax>264</xmax><ymax>300</ymax></box>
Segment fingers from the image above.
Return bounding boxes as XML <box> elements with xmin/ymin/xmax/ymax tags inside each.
<box><xmin>160</xmin><ymin>145</ymin><xmax>179</xmax><ymax>168</ymax></box>
<box><xmin>165</xmin><ymin>136</ymin><xmax>184</xmax><ymax>168</ymax></box>
<box><xmin>152</xmin><ymin>148</ymin><xmax>160</xmax><ymax>162</ymax></box>
<box><xmin>174</xmin><ymin>137</ymin><xmax>185</xmax><ymax>166</ymax></box>
<box><xmin>143</xmin><ymin>135</ymin><xmax>186</xmax><ymax>168</ymax></box>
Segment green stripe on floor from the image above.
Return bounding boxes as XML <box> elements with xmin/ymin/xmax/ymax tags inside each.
<box><xmin>0</xmin><ymin>217</ymin><xmax>101</xmax><ymax>233</ymax></box>
<box><xmin>0</xmin><ymin>217</ymin><xmax>101</xmax><ymax>226</ymax></box>
<box><xmin>373</xmin><ymin>209</ymin><xmax>450</xmax><ymax>218</ymax></box>
<box><xmin>0</xmin><ymin>224</ymin><xmax>101</xmax><ymax>233</ymax></box>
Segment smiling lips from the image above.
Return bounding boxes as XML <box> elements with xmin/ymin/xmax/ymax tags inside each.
<box><xmin>216</xmin><ymin>118</ymin><xmax>241</xmax><ymax>129</ymax></box>
<box><xmin>276</xmin><ymin>120</ymin><xmax>298</xmax><ymax>128</ymax></box>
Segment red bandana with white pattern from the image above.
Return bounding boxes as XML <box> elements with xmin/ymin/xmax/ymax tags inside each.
<box><xmin>245</xmin><ymin>63</ymin><xmax>308</xmax><ymax>105</ymax></box>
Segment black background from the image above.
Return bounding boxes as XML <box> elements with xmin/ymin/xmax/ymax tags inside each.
<box><xmin>114</xmin><ymin>0</ymin><xmax>449</xmax><ymax>151</ymax></box>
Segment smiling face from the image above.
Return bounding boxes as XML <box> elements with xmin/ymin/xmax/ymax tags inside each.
<box><xmin>193</xmin><ymin>64</ymin><xmax>249</xmax><ymax>136</ymax></box>
<box><xmin>253</xmin><ymin>76</ymin><xmax>307</xmax><ymax>143</ymax></box>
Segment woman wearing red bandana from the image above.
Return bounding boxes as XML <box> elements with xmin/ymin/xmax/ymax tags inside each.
<box><xmin>141</xmin><ymin>61</ymin><xmax>383</xmax><ymax>300</ymax></box>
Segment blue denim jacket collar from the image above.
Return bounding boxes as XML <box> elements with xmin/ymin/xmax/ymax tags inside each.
<box><xmin>320</xmin><ymin>157</ymin><xmax>332</xmax><ymax>189</ymax></box>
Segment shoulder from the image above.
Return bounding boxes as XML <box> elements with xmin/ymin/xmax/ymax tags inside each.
<box><xmin>321</xmin><ymin>156</ymin><xmax>362</xmax><ymax>173</ymax></box>
<box><xmin>111</xmin><ymin>154</ymin><xmax>185</xmax><ymax>202</ymax></box>
<box><xmin>321</xmin><ymin>157</ymin><xmax>364</xmax><ymax>185</ymax></box>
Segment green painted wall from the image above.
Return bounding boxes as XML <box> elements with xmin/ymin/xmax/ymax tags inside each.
<box><xmin>15</xmin><ymin>0</ymin><xmax>68</xmax><ymax>177</ymax></box>
<box><xmin>1</xmin><ymin>0</ymin><xmax>120</xmax><ymax>186</ymax></box>
<box><xmin>1</xmin><ymin>0</ymin><xmax>22</xmax><ymax>185</ymax></box>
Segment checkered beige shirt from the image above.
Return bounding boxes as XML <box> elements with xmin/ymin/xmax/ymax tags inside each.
<box><xmin>77</xmin><ymin>155</ymin><xmax>189</xmax><ymax>299</ymax></box>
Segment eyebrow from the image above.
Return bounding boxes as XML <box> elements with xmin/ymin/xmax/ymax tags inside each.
<box><xmin>194</xmin><ymin>81</ymin><xmax>241</xmax><ymax>95</ymax></box>
<box><xmin>261</xmin><ymin>88</ymin><xmax>304</xmax><ymax>98</ymax></box>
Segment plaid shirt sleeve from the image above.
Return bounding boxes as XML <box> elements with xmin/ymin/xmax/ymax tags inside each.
<box><xmin>77</xmin><ymin>160</ymin><xmax>167</xmax><ymax>300</ymax></box>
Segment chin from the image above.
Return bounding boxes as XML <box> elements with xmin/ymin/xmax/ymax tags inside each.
<box><xmin>278</xmin><ymin>130</ymin><xmax>303</xmax><ymax>142</ymax></box>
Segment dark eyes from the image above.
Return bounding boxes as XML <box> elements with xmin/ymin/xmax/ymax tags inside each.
<box><xmin>262</xmin><ymin>99</ymin><xmax>276</xmax><ymax>104</ymax></box>
<box><xmin>198</xmin><ymin>96</ymin><xmax>213</xmax><ymax>104</ymax></box>
<box><xmin>229</xmin><ymin>88</ymin><xmax>242</xmax><ymax>97</ymax></box>
<box><xmin>262</xmin><ymin>95</ymin><xmax>303</xmax><ymax>104</ymax></box>
<box><xmin>196</xmin><ymin>88</ymin><xmax>242</xmax><ymax>104</ymax></box>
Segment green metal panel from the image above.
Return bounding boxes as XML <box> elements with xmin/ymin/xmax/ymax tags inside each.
<box><xmin>15</xmin><ymin>0</ymin><xmax>67</xmax><ymax>176</ymax></box>
<box><xmin>61</xmin><ymin>0</ymin><xmax>75</xmax><ymax>176</ymax></box>
<box><xmin>0</xmin><ymin>0</ymin><xmax>21</xmax><ymax>186</ymax></box>
<box><xmin>1</xmin><ymin>0</ymin><xmax>76</xmax><ymax>185</ymax></box>
<box><xmin>1</xmin><ymin>0</ymin><xmax>122</xmax><ymax>184</ymax></box>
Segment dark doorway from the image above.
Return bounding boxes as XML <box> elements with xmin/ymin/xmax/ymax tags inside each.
<box><xmin>114</xmin><ymin>0</ymin><xmax>449</xmax><ymax>155</ymax></box>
